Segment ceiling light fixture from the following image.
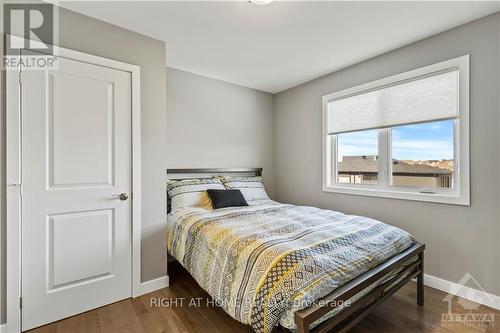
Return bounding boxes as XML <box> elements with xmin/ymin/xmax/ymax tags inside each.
<box><xmin>249</xmin><ymin>0</ymin><xmax>275</xmax><ymax>5</ymax></box>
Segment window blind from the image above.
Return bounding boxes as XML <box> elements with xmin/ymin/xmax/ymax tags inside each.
<box><xmin>327</xmin><ymin>69</ymin><xmax>458</xmax><ymax>134</ymax></box>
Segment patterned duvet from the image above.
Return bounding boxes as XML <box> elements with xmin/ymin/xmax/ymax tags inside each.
<box><xmin>166</xmin><ymin>201</ymin><xmax>415</xmax><ymax>333</ymax></box>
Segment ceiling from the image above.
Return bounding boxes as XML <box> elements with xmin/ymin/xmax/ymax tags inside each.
<box><xmin>60</xmin><ymin>1</ymin><xmax>500</xmax><ymax>93</ymax></box>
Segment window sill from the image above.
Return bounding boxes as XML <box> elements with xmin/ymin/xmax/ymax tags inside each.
<box><xmin>322</xmin><ymin>185</ymin><xmax>470</xmax><ymax>206</ymax></box>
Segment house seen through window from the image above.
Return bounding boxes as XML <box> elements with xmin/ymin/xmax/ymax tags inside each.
<box><xmin>337</xmin><ymin>120</ymin><xmax>454</xmax><ymax>188</ymax></box>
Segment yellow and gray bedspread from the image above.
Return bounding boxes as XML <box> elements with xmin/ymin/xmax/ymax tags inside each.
<box><xmin>167</xmin><ymin>201</ymin><xmax>415</xmax><ymax>333</ymax></box>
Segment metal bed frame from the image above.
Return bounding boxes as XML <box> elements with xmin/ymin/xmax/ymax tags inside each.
<box><xmin>166</xmin><ymin>168</ymin><xmax>425</xmax><ymax>333</ymax></box>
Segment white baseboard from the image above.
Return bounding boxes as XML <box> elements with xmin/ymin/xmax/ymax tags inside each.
<box><xmin>0</xmin><ymin>323</ymin><xmax>6</xmax><ymax>333</ymax></box>
<box><xmin>138</xmin><ymin>275</ymin><xmax>169</xmax><ymax>296</ymax></box>
<box><xmin>423</xmin><ymin>273</ymin><xmax>500</xmax><ymax>310</ymax></box>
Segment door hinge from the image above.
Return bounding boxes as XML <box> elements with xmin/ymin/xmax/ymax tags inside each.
<box><xmin>20</xmin><ymin>297</ymin><xmax>22</xmax><ymax>309</ymax></box>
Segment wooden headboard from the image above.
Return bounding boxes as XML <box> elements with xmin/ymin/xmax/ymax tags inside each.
<box><xmin>166</xmin><ymin>168</ymin><xmax>263</xmax><ymax>213</ymax></box>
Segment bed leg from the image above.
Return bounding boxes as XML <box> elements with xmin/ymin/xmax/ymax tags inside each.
<box><xmin>417</xmin><ymin>252</ymin><xmax>424</xmax><ymax>306</ymax></box>
<box><xmin>295</xmin><ymin>319</ymin><xmax>310</xmax><ymax>333</ymax></box>
<box><xmin>296</xmin><ymin>326</ymin><xmax>309</xmax><ymax>333</ymax></box>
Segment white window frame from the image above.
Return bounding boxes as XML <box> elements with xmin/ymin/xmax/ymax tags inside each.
<box><xmin>322</xmin><ymin>55</ymin><xmax>470</xmax><ymax>206</ymax></box>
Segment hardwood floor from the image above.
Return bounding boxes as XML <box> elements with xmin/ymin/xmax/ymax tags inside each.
<box><xmin>29</xmin><ymin>262</ymin><xmax>500</xmax><ymax>333</ymax></box>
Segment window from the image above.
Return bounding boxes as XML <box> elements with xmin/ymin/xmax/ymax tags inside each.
<box><xmin>323</xmin><ymin>56</ymin><xmax>469</xmax><ymax>205</ymax></box>
<box><xmin>391</xmin><ymin>120</ymin><xmax>454</xmax><ymax>189</ymax></box>
<box><xmin>337</xmin><ymin>129</ymin><xmax>378</xmax><ymax>184</ymax></box>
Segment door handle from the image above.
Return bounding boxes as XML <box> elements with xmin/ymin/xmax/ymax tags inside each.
<box><xmin>112</xmin><ymin>193</ymin><xmax>129</xmax><ymax>201</ymax></box>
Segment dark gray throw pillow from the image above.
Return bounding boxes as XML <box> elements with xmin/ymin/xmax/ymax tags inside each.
<box><xmin>207</xmin><ymin>189</ymin><xmax>249</xmax><ymax>209</ymax></box>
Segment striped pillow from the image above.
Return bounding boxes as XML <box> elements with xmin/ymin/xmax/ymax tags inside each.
<box><xmin>168</xmin><ymin>177</ymin><xmax>225</xmax><ymax>210</ymax></box>
<box><xmin>221</xmin><ymin>176</ymin><xmax>269</xmax><ymax>201</ymax></box>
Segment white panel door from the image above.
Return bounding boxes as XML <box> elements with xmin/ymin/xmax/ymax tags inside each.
<box><xmin>21</xmin><ymin>54</ymin><xmax>132</xmax><ymax>330</ymax></box>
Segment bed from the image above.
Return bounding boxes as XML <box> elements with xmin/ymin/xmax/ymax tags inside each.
<box><xmin>166</xmin><ymin>168</ymin><xmax>425</xmax><ymax>333</ymax></box>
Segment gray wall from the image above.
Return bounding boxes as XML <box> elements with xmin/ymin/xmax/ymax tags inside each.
<box><xmin>166</xmin><ymin>67</ymin><xmax>276</xmax><ymax>197</ymax></box>
<box><xmin>274</xmin><ymin>13</ymin><xmax>500</xmax><ymax>296</ymax></box>
<box><xmin>1</xmin><ymin>7</ymin><xmax>168</xmax><ymax>323</ymax></box>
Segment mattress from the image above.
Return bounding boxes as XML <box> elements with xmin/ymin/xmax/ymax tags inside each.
<box><xmin>166</xmin><ymin>200</ymin><xmax>415</xmax><ymax>333</ymax></box>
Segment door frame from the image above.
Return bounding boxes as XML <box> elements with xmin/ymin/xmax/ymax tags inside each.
<box><xmin>6</xmin><ymin>36</ymin><xmax>142</xmax><ymax>332</ymax></box>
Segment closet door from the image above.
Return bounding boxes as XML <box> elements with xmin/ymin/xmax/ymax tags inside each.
<box><xmin>21</xmin><ymin>52</ymin><xmax>132</xmax><ymax>330</ymax></box>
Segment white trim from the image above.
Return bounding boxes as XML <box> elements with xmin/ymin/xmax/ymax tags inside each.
<box><xmin>6</xmin><ymin>35</ymin><xmax>142</xmax><ymax>332</ymax></box>
<box><xmin>138</xmin><ymin>275</ymin><xmax>170</xmax><ymax>296</ymax></box>
<box><xmin>322</xmin><ymin>184</ymin><xmax>468</xmax><ymax>206</ymax></box>
<box><xmin>0</xmin><ymin>324</ymin><xmax>6</xmax><ymax>333</ymax></box>
<box><xmin>6</xmin><ymin>49</ymin><xmax>22</xmax><ymax>333</ymax></box>
<box><xmin>322</xmin><ymin>55</ymin><xmax>470</xmax><ymax>206</ymax></box>
<box><xmin>131</xmin><ymin>65</ymin><xmax>142</xmax><ymax>298</ymax></box>
<box><xmin>423</xmin><ymin>274</ymin><xmax>500</xmax><ymax>311</ymax></box>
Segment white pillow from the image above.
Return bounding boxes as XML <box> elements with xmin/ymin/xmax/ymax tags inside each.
<box><xmin>167</xmin><ymin>177</ymin><xmax>224</xmax><ymax>211</ymax></box>
<box><xmin>221</xmin><ymin>176</ymin><xmax>269</xmax><ymax>201</ymax></box>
